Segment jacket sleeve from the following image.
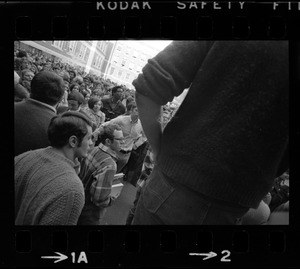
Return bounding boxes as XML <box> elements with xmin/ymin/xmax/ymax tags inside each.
<box><xmin>89</xmin><ymin>164</ymin><xmax>116</xmax><ymax>208</ymax></box>
<box><xmin>132</xmin><ymin>41</ymin><xmax>214</xmax><ymax>105</ymax></box>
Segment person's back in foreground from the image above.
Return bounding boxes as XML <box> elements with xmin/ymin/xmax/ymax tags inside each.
<box><xmin>132</xmin><ymin>41</ymin><xmax>289</xmax><ymax>225</ymax></box>
<box><xmin>15</xmin><ymin>111</ymin><xmax>93</xmax><ymax>225</ymax></box>
<box><xmin>14</xmin><ymin>71</ymin><xmax>65</xmax><ymax>156</ymax></box>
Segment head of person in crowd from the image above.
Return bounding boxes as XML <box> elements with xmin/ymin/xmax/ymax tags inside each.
<box><xmin>92</xmin><ymin>87</ymin><xmax>104</xmax><ymax>98</ymax></box>
<box><xmin>103</xmin><ymin>87</ymin><xmax>112</xmax><ymax>97</ymax></box>
<box><xmin>67</xmin><ymin>90</ymin><xmax>84</xmax><ymax>112</ymax></box>
<box><xmin>20</xmin><ymin>69</ymin><xmax>35</xmax><ymax>91</ymax></box>
<box><xmin>126</xmin><ymin>96</ymin><xmax>134</xmax><ymax>107</ymax></box>
<box><xmin>97</xmin><ymin>123</ymin><xmax>124</xmax><ymax>153</ymax></box>
<box><xmin>42</xmin><ymin>62</ymin><xmax>52</xmax><ymax>71</ymax></box>
<box><xmin>30</xmin><ymin>63</ymin><xmax>38</xmax><ymax>75</ymax></box>
<box><xmin>20</xmin><ymin>58</ymin><xmax>31</xmax><ymax>70</ymax></box>
<box><xmin>21</xmin><ymin>69</ymin><xmax>35</xmax><ymax>82</ymax></box>
<box><xmin>92</xmin><ymin>79</ymin><xmax>101</xmax><ymax>91</ymax></box>
<box><xmin>127</xmin><ymin>102</ymin><xmax>139</xmax><ymax>123</ymax></box>
<box><xmin>73</xmin><ymin>75</ymin><xmax>84</xmax><ymax>85</ymax></box>
<box><xmin>82</xmin><ymin>90</ymin><xmax>90</xmax><ymax>103</ymax></box>
<box><xmin>111</xmin><ymin>86</ymin><xmax>124</xmax><ymax>102</ymax></box>
<box><xmin>60</xmin><ymin>71</ymin><xmax>71</xmax><ymax>92</ymax></box>
<box><xmin>16</xmin><ymin>50</ymin><xmax>27</xmax><ymax>58</ymax></box>
<box><xmin>30</xmin><ymin>71</ymin><xmax>65</xmax><ymax>107</ymax></box>
<box><xmin>88</xmin><ymin>96</ymin><xmax>102</xmax><ymax>113</ymax></box>
<box><xmin>79</xmin><ymin>83</ymin><xmax>87</xmax><ymax>93</ymax></box>
<box><xmin>52</xmin><ymin>64</ymin><xmax>61</xmax><ymax>75</ymax></box>
<box><xmin>47</xmin><ymin>111</ymin><xmax>93</xmax><ymax>161</ymax></box>
<box><xmin>69</xmin><ymin>83</ymin><xmax>80</xmax><ymax>93</ymax></box>
<box><xmin>68</xmin><ymin>70</ymin><xmax>77</xmax><ymax>82</ymax></box>
<box><xmin>83</xmin><ymin>76</ymin><xmax>92</xmax><ymax>86</ymax></box>
<box><xmin>14</xmin><ymin>58</ymin><xmax>22</xmax><ymax>70</ymax></box>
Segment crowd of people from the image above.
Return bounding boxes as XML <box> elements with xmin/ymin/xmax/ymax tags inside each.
<box><xmin>14</xmin><ymin>41</ymin><xmax>289</xmax><ymax>226</ymax></box>
<box><xmin>14</xmin><ymin>46</ymin><xmax>177</xmax><ymax>225</ymax></box>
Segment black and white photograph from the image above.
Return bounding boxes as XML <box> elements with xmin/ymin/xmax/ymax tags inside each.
<box><xmin>14</xmin><ymin>40</ymin><xmax>289</xmax><ymax>226</ymax></box>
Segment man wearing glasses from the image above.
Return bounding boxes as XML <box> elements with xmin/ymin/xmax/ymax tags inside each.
<box><xmin>77</xmin><ymin>123</ymin><xmax>125</xmax><ymax>225</ymax></box>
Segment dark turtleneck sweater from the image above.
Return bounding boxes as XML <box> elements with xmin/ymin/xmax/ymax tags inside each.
<box><xmin>132</xmin><ymin>41</ymin><xmax>289</xmax><ymax>209</ymax></box>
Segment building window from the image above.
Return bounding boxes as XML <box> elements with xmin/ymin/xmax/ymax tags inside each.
<box><xmin>110</xmin><ymin>67</ymin><xmax>115</xmax><ymax>75</ymax></box>
<box><xmin>129</xmin><ymin>62</ymin><xmax>134</xmax><ymax>70</ymax></box>
<box><xmin>93</xmin><ymin>54</ymin><xmax>99</xmax><ymax>66</ymax></box>
<box><xmin>125</xmin><ymin>73</ymin><xmax>130</xmax><ymax>81</ymax></box>
<box><xmin>113</xmin><ymin>56</ymin><xmax>119</xmax><ymax>64</ymax></box>
<box><xmin>78</xmin><ymin>45</ymin><xmax>87</xmax><ymax>59</ymax></box>
<box><xmin>133</xmin><ymin>51</ymin><xmax>138</xmax><ymax>58</ymax></box>
<box><xmin>69</xmin><ymin>41</ymin><xmax>77</xmax><ymax>52</ymax></box>
<box><xmin>141</xmin><ymin>54</ymin><xmax>147</xmax><ymax>62</ymax></box>
<box><xmin>121</xmin><ymin>60</ymin><xmax>126</xmax><ymax>67</ymax></box>
<box><xmin>84</xmin><ymin>48</ymin><xmax>90</xmax><ymax>62</ymax></box>
<box><xmin>53</xmin><ymin>41</ymin><xmax>64</xmax><ymax>50</ymax></box>
<box><xmin>96</xmin><ymin>56</ymin><xmax>103</xmax><ymax>69</ymax></box>
<box><xmin>118</xmin><ymin>70</ymin><xmax>122</xmax><ymax>78</ymax></box>
<box><xmin>100</xmin><ymin>42</ymin><xmax>106</xmax><ymax>53</ymax></box>
<box><xmin>136</xmin><ymin>65</ymin><xmax>142</xmax><ymax>73</ymax></box>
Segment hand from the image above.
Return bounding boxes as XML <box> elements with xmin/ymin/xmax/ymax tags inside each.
<box><xmin>111</xmin><ymin>192</ymin><xmax>120</xmax><ymax>200</ymax></box>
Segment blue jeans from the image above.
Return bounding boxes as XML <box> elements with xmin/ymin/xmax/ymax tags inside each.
<box><xmin>132</xmin><ymin>167</ymin><xmax>249</xmax><ymax>225</ymax></box>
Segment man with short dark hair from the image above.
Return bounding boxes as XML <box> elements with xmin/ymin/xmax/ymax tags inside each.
<box><xmin>57</xmin><ymin>90</ymin><xmax>85</xmax><ymax>114</ymax></box>
<box><xmin>77</xmin><ymin>123</ymin><xmax>124</xmax><ymax>225</ymax></box>
<box><xmin>101</xmin><ymin>86</ymin><xmax>126</xmax><ymax>121</ymax></box>
<box><xmin>14</xmin><ymin>71</ymin><xmax>65</xmax><ymax>156</ymax></box>
<box><xmin>15</xmin><ymin>111</ymin><xmax>93</xmax><ymax>225</ymax></box>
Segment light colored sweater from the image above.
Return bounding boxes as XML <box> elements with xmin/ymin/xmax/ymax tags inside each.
<box><xmin>15</xmin><ymin>147</ymin><xmax>85</xmax><ymax>225</ymax></box>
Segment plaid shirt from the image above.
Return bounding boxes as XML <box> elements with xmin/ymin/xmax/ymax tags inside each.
<box><xmin>79</xmin><ymin>144</ymin><xmax>117</xmax><ymax>208</ymax></box>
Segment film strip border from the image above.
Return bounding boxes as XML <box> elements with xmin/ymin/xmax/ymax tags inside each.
<box><xmin>0</xmin><ymin>1</ymin><xmax>299</xmax><ymax>39</ymax></box>
<box><xmin>2</xmin><ymin>1</ymin><xmax>299</xmax><ymax>268</ymax></box>
<box><xmin>10</xmin><ymin>227</ymin><xmax>297</xmax><ymax>267</ymax></box>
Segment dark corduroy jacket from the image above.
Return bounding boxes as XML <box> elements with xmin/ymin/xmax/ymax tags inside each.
<box><xmin>133</xmin><ymin>41</ymin><xmax>289</xmax><ymax>209</ymax></box>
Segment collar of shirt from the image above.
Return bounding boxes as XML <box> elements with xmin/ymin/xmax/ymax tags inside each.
<box><xmin>28</xmin><ymin>98</ymin><xmax>57</xmax><ymax>113</ymax></box>
<box><xmin>90</xmin><ymin>109</ymin><xmax>103</xmax><ymax>117</ymax></box>
<box><xmin>130</xmin><ymin>117</ymin><xmax>138</xmax><ymax>125</ymax></box>
<box><xmin>98</xmin><ymin>143</ymin><xmax>117</xmax><ymax>160</ymax></box>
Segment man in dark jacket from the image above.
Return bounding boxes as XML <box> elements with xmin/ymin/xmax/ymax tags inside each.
<box><xmin>15</xmin><ymin>71</ymin><xmax>65</xmax><ymax>156</ymax></box>
<box><xmin>131</xmin><ymin>41</ymin><xmax>289</xmax><ymax>225</ymax></box>
<box><xmin>101</xmin><ymin>86</ymin><xmax>126</xmax><ymax>121</ymax></box>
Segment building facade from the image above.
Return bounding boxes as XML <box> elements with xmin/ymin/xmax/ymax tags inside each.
<box><xmin>17</xmin><ymin>40</ymin><xmax>110</xmax><ymax>77</ymax></box>
<box><xmin>104</xmin><ymin>41</ymin><xmax>162</xmax><ymax>89</ymax></box>
<box><xmin>16</xmin><ymin>40</ymin><xmax>171</xmax><ymax>89</ymax></box>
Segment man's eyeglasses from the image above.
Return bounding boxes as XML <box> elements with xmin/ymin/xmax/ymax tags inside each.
<box><xmin>114</xmin><ymin>137</ymin><xmax>125</xmax><ymax>141</ymax></box>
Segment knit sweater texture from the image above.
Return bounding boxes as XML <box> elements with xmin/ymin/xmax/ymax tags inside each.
<box><xmin>15</xmin><ymin>147</ymin><xmax>85</xmax><ymax>225</ymax></box>
<box><xmin>14</xmin><ymin>98</ymin><xmax>56</xmax><ymax>156</ymax></box>
<box><xmin>132</xmin><ymin>41</ymin><xmax>289</xmax><ymax>209</ymax></box>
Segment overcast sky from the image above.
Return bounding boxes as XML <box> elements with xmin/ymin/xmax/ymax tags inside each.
<box><xmin>117</xmin><ymin>40</ymin><xmax>173</xmax><ymax>56</ymax></box>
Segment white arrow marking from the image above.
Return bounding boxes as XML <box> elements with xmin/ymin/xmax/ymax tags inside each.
<box><xmin>41</xmin><ymin>252</ymin><xmax>68</xmax><ymax>263</ymax></box>
<box><xmin>189</xmin><ymin>251</ymin><xmax>217</xmax><ymax>260</ymax></box>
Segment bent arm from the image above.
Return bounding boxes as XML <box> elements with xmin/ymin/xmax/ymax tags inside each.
<box><xmin>135</xmin><ymin>91</ymin><xmax>162</xmax><ymax>160</ymax></box>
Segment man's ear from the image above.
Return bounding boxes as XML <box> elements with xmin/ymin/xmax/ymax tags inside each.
<box><xmin>105</xmin><ymin>138</ymin><xmax>112</xmax><ymax>147</ymax></box>
<box><xmin>69</xmin><ymin>135</ymin><xmax>78</xmax><ymax>148</ymax></box>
